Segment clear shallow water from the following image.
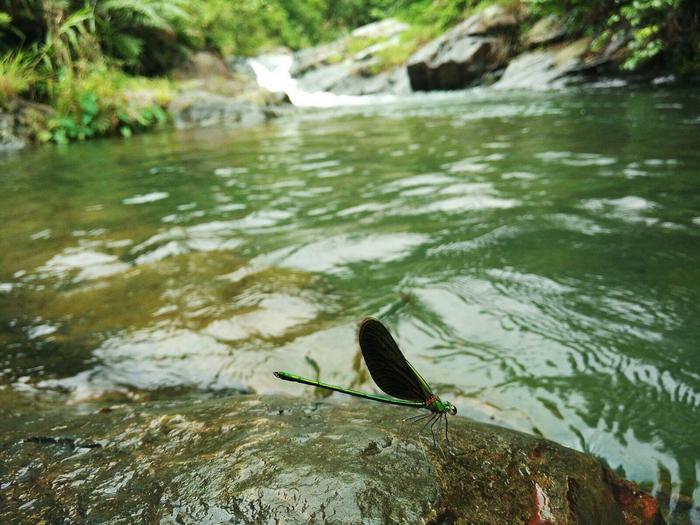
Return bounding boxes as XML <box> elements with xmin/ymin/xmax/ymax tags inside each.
<box><xmin>1</xmin><ymin>87</ymin><xmax>699</xmax><ymax>520</ymax></box>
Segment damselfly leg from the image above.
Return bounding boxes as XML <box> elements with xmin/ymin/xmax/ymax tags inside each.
<box><xmin>443</xmin><ymin>413</ymin><xmax>451</xmax><ymax>448</ymax></box>
<box><xmin>403</xmin><ymin>412</ymin><xmax>431</xmax><ymax>423</ymax></box>
<box><xmin>429</xmin><ymin>413</ymin><xmax>443</xmax><ymax>448</ymax></box>
<box><xmin>418</xmin><ymin>413</ymin><xmax>438</xmax><ymax>438</ymax></box>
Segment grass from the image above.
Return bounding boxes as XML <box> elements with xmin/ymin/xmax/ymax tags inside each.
<box><xmin>0</xmin><ymin>52</ymin><xmax>40</xmax><ymax>107</ymax></box>
<box><xmin>340</xmin><ymin>23</ymin><xmax>442</xmax><ymax>76</ymax></box>
<box><xmin>369</xmin><ymin>25</ymin><xmax>442</xmax><ymax>73</ymax></box>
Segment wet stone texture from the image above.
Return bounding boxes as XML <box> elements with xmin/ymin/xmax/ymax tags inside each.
<box><xmin>0</xmin><ymin>395</ymin><xmax>663</xmax><ymax>524</ymax></box>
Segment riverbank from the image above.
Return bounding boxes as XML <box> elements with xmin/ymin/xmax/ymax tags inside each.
<box><xmin>0</xmin><ymin>52</ymin><xmax>290</xmax><ymax>152</ymax></box>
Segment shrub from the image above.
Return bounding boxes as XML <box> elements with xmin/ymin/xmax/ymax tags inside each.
<box><xmin>40</xmin><ymin>64</ymin><xmax>169</xmax><ymax>143</ymax></box>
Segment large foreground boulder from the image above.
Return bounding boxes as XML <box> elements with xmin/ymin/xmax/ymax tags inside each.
<box><xmin>407</xmin><ymin>5</ymin><xmax>519</xmax><ymax>90</ymax></box>
<box><xmin>1</xmin><ymin>395</ymin><xmax>663</xmax><ymax>524</ymax></box>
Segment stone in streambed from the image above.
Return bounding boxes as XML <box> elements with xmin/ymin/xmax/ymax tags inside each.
<box><xmin>0</xmin><ymin>395</ymin><xmax>663</xmax><ymax>524</ymax></box>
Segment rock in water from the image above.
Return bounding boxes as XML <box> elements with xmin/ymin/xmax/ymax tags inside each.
<box><xmin>0</xmin><ymin>111</ymin><xmax>26</xmax><ymax>152</ymax></box>
<box><xmin>407</xmin><ymin>5</ymin><xmax>518</xmax><ymax>91</ymax></box>
<box><xmin>495</xmin><ymin>38</ymin><xmax>594</xmax><ymax>90</ymax></box>
<box><xmin>168</xmin><ymin>91</ymin><xmax>266</xmax><ymax>129</ymax></box>
<box><xmin>0</xmin><ymin>395</ymin><xmax>663</xmax><ymax>524</ymax></box>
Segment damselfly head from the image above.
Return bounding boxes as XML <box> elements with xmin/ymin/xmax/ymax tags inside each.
<box><xmin>446</xmin><ymin>402</ymin><xmax>457</xmax><ymax>415</ymax></box>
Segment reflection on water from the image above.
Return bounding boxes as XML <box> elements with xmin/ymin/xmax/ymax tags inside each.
<box><xmin>1</xmin><ymin>87</ymin><xmax>700</xmax><ymax>522</ymax></box>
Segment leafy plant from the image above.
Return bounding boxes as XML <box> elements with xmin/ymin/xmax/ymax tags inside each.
<box><xmin>39</xmin><ymin>2</ymin><xmax>100</xmax><ymax>72</ymax></box>
<box><xmin>93</xmin><ymin>0</ymin><xmax>188</xmax><ymax>73</ymax></box>
<box><xmin>525</xmin><ymin>0</ymin><xmax>698</xmax><ymax>72</ymax></box>
<box><xmin>0</xmin><ymin>11</ymin><xmax>11</xmax><ymax>29</ymax></box>
<box><xmin>0</xmin><ymin>50</ymin><xmax>39</xmax><ymax>105</ymax></box>
<box><xmin>40</xmin><ymin>65</ymin><xmax>169</xmax><ymax>143</ymax></box>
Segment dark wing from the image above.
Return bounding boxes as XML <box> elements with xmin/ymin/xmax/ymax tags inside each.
<box><xmin>358</xmin><ymin>317</ymin><xmax>431</xmax><ymax>402</ymax></box>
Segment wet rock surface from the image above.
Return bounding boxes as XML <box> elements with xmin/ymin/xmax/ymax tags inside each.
<box><xmin>292</xmin><ymin>19</ymin><xmax>411</xmax><ymax>96</ymax></box>
<box><xmin>0</xmin><ymin>112</ymin><xmax>25</xmax><ymax>151</ymax></box>
<box><xmin>168</xmin><ymin>90</ymin><xmax>268</xmax><ymax>130</ymax></box>
<box><xmin>407</xmin><ymin>5</ymin><xmax>518</xmax><ymax>91</ymax></box>
<box><xmin>1</xmin><ymin>395</ymin><xmax>663</xmax><ymax>524</ymax></box>
<box><xmin>523</xmin><ymin>14</ymin><xmax>567</xmax><ymax>48</ymax></box>
<box><xmin>494</xmin><ymin>37</ymin><xmax>618</xmax><ymax>90</ymax></box>
<box><xmin>167</xmin><ymin>50</ymin><xmax>286</xmax><ymax>129</ymax></box>
<box><xmin>170</xmin><ymin>51</ymin><xmax>233</xmax><ymax>81</ymax></box>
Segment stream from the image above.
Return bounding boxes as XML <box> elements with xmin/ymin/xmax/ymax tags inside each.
<box><xmin>1</xmin><ymin>84</ymin><xmax>699</xmax><ymax>520</ymax></box>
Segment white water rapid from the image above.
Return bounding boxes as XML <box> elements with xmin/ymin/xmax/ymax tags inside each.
<box><xmin>248</xmin><ymin>53</ymin><xmax>397</xmax><ymax>108</ymax></box>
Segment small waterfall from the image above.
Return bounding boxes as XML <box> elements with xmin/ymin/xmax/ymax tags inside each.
<box><xmin>248</xmin><ymin>53</ymin><xmax>392</xmax><ymax>108</ymax></box>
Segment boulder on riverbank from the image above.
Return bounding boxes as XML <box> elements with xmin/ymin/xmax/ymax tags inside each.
<box><xmin>168</xmin><ymin>90</ymin><xmax>268</xmax><ymax>130</ymax></box>
<box><xmin>407</xmin><ymin>5</ymin><xmax>519</xmax><ymax>91</ymax></box>
<box><xmin>0</xmin><ymin>101</ymin><xmax>55</xmax><ymax>152</ymax></box>
<box><xmin>167</xmin><ymin>51</ymin><xmax>288</xmax><ymax>130</ymax></box>
<box><xmin>0</xmin><ymin>394</ymin><xmax>664</xmax><ymax>524</ymax></box>
<box><xmin>0</xmin><ymin>111</ymin><xmax>26</xmax><ymax>152</ymax></box>
<box><xmin>494</xmin><ymin>37</ymin><xmax>593</xmax><ymax>90</ymax></box>
<box><xmin>292</xmin><ymin>18</ymin><xmax>413</xmax><ymax>96</ymax></box>
<box><xmin>285</xmin><ymin>6</ymin><xmax>643</xmax><ymax>96</ymax></box>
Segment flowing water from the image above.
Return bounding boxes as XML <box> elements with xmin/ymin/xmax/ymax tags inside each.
<box><xmin>1</xmin><ymin>87</ymin><xmax>699</xmax><ymax>521</ymax></box>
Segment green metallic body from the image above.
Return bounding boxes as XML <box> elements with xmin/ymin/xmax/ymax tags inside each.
<box><xmin>273</xmin><ymin>371</ymin><xmax>455</xmax><ymax>415</ymax></box>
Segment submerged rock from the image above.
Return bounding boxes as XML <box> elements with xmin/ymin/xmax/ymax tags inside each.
<box><xmin>0</xmin><ymin>395</ymin><xmax>663</xmax><ymax>524</ymax></box>
<box><xmin>407</xmin><ymin>5</ymin><xmax>518</xmax><ymax>91</ymax></box>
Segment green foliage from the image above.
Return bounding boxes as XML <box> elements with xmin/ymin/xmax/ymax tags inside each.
<box><xmin>395</xmin><ymin>0</ymin><xmax>489</xmax><ymax>29</ymax></box>
<box><xmin>0</xmin><ymin>50</ymin><xmax>39</xmax><ymax>105</ymax></box>
<box><xmin>93</xmin><ymin>0</ymin><xmax>188</xmax><ymax>73</ymax></box>
<box><xmin>616</xmin><ymin>0</ymin><xmax>679</xmax><ymax>70</ymax></box>
<box><xmin>182</xmin><ymin>0</ymin><xmax>316</xmax><ymax>56</ymax></box>
<box><xmin>525</xmin><ymin>0</ymin><xmax>699</xmax><ymax>72</ymax></box>
<box><xmin>39</xmin><ymin>3</ymin><xmax>100</xmax><ymax>72</ymax></box>
<box><xmin>354</xmin><ymin>24</ymin><xmax>441</xmax><ymax>75</ymax></box>
<box><xmin>181</xmin><ymin>0</ymin><xmax>400</xmax><ymax>56</ymax></box>
<box><xmin>0</xmin><ymin>0</ymin><xmax>697</xmax><ymax>148</ymax></box>
<box><xmin>40</xmin><ymin>66</ymin><xmax>169</xmax><ymax>144</ymax></box>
